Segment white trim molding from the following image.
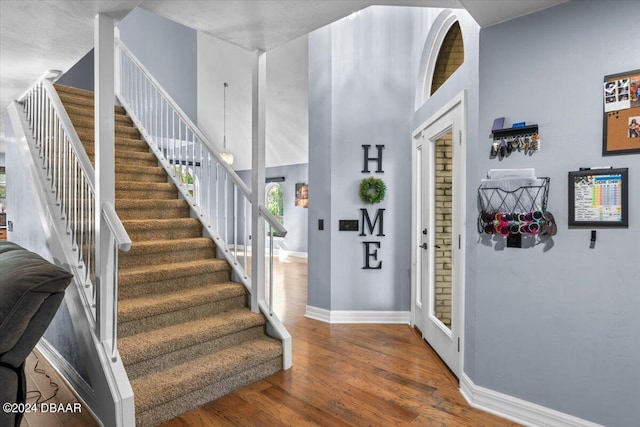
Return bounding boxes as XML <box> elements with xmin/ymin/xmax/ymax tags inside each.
<box><xmin>36</xmin><ymin>339</ymin><xmax>102</xmax><ymax>426</ymax></box>
<box><xmin>460</xmin><ymin>374</ymin><xmax>605</xmax><ymax>427</ymax></box>
<box><xmin>305</xmin><ymin>306</ymin><xmax>410</xmax><ymax>324</ymax></box>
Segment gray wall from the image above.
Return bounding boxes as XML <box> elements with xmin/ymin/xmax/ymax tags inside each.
<box><xmin>309</xmin><ymin>7</ymin><xmax>419</xmax><ymax>311</ymax></box>
<box><xmin>237</xmin><ymin>163</ymin><xmax>309</xmax><ymax>253</ymax></box>
<box><xmin>118</xmin><ymin>7</ymin><xmax>198</xmax><ymax>124</ymax></box>
<box><xmin>3</xmin><ymin>113</ymin><xmax>90</xmax><ymax>384</ymax></box>
<box><xmin>472</xmin><ymin>2</ymin><xmax>640</xmax><ymax>426</ymax></box>
<box><xmin>56</xmin><ymin>49</ymin><xmax>94</xmax><ymax>91</ymax></box>
<box><xmin>308</xmin><ymin>25</ymin><xmax>333</xmax><ymax>309</ymax></box>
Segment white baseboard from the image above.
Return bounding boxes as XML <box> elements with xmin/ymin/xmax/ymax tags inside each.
<box><xmin>460</xmin><ymin>373</ymin><xmax>604</xmax><ymax>427</ymax></box>
<box><xmin>305</xmin><ymin>305</ymin><xmax>410</xmax><ymax>324</ymax></box>
<box><xmin>36</xmin><ymin>339</ymin><xmax>102</xmax><ymax>426</ymax></box>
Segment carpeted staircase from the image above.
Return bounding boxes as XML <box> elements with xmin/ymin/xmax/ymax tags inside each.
<box><xmin>54</xmin><ymin>84</ymin><xmax>283</xmax><ymax>427</ymax></box>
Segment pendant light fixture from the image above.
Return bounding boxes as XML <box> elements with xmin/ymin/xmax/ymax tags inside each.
<box><xmin>220</xmin><ymin>82</ymin><xmax>234</xmax><ymax>165</ymax></box>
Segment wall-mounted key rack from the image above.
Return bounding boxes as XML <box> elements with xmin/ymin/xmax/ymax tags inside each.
<box><xmin>490</xmin><ymin>124</ymin><xmax>540</xmax><ymax>158</ymax></box>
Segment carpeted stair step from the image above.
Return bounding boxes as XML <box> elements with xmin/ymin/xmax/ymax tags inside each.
<box><xmin>54</xmin><ymin>83</ymin><xmax>95</xmax><ymax>100</ymax></box>
<box><xmin>73</xmin><ymin>121</ymin><xmax>139</xmax><ymax>138</ymax></box>
<box><xmin>116</xmin><ymin>164</ymin><xmax>167</xmax><ymax>183</ymax></box>
<box><xmin>116</xmin><ymin>181</ymin><xmax>177</xmax><ymax>200</ymax></box>
<box><xmin>65</xmin><ymin>104</ymin><xmax>131</xmax><ymax>124</ymax></box>
<box><xmin>118</xmin><ymin>281</ymin><xmax>247</xmax><ymax>337</ymax></box>
<box><xmin>122</xmin><ymin>218</ymin><xmax>202</xmax><ymax>241</ymax></box>
<box><xmin>57</xmin><ymin>91</ymin><xmax>95</xmax><ymax>109</ymax></box>
<box><xmin>119</xmin><ymin>237</ymin><xmax>215</xmax><ymax>269</ymax></box>
<box><xmin>119</xmin><ymin>309</ymin><xmax>266</xmax><ymax>380</ymax></box>
<box><xmin>75</xmin><ymin>130</ymin><xmax>149</xmax><ymax>152</ymax></box>
<box><xmin>72</xmin><ymin>122</ymin><xmax>140</xmax><ymax>138</ymax></box>
<box><xmin>131</xmin><ymin>337</ymin><xmax>282</xmax><ymax>427</ymax></box>
<box><xmin>86</xmin><ymin>150</ymin><xmax>158</xmax><ymax>168</ymax></box>
<box><xmin>115</xmin><ymin>199</ymin><xmax>190</xmax><ymax>221</ymax></box>
<box><xmin>54</xmin><ymin>84</ymin><xmax>127</xmax><ymax>114</ymax></box>
<box><xmin>118</xmin><ymin>258</ymin><xmax>231</xmax><ymax>299</ymax></box>
<box><xmin>66</xmin><ymin>109</ymin><xmax>133</xmax><ymax>126</ymax></box>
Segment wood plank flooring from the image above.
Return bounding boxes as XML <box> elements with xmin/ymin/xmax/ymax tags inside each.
<box><xmin>20</xmin><ymin>349</ymin><xmax>99</xmax><ymax>427</ymax></box>
<box><xmin>21</xmin><ymin>255</ymin><xmax>520</xmax><ymax>426</ymax></box>
<box><xmin>160</xmin><ymin>256</ymin><xmax>520</xmax><ymax>427</ymax></box>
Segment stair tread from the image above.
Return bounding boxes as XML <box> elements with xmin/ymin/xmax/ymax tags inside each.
<box><xmin>119</xmin><ymin>258</ymin><xmax>230</xmax><ymax>284</ymax></box>
<box><xmin>116</xmin><ymin>199</ymin><xmax>188</xmax><ymax>209</ymax></box>
<box><xmin>115</xmin><ymin>164</ymin><xmax>166</xmax><ymax>175</ymax></box>
<box><xmin>122</xmin><ymin>217</ymin><xmax>200</xmax><ymax>230</ymax></box>
<box><xmin>76</xmin><ymin>129</ymin><xmax>145</xmax><ymax>145</ymax></box>
<box><xmin>131</xmin><ymin>337</ymin><xmax>282</xmax><ymax>413</ymax></box>
<box><xmin>116</xmin><ymin>181</ymin><xmax>175</xmax><ymax>190</ymax></box>
<box><xmin>123</xmin><ymin>237</ymin><xmax>213</xmax><ymax>255</ymax></box>
<box><xmin>118</xmin><ymin>281</ymin><xmax>245</xmax><ymax>323</ymax></box>
<box><xmin>87</xmin><ymin>149</ymin><xmax>155</xmax><ymax>160</ymax></box>
<box><xmin>74</xmin><ymin>122</ymin><xmax>138</xmax><ymax>132</ymax></box>
<box><xmin>54</xmin><ymin>84</ymin><xmax>94</xmax><ymax>98</ymax></box>
<box><xmin>66</xmin><ymin>112</ymin><xmax>131</xmax><ymax>123</ymax></box>
<box><xmin>119</xmin><ymin>308</ymin><xmax>264</xmax><ymax>366</ymax></box>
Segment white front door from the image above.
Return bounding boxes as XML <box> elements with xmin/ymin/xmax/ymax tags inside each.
<box><xmin>412</xmin><ymin>93</ymin><xmax>466</xmax><ymax>377</ymax></box>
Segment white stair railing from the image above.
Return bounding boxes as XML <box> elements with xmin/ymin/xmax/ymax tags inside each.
<box><xmin>14</xmin><ymin>76</ymin><xmax>134</xmax><ymax>426</ymax></box>
<box><xmin>20</xmin><ymin>78</ymin><xmax>132</xmax><ymax>359</ymax></box>
<box><xmin>115</xmin><ymin>39</ymin><xmax>288</xmax><ymax>328</ymax></box>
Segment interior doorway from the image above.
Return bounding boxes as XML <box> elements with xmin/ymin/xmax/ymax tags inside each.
<box><xmin>411</xmin><ymin>92</ymin><xmax>466</xmax><ymax>377</ymax></box>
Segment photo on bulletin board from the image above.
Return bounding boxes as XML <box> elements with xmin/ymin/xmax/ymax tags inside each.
<box><xmin>295</xmin><ymin>183</ymin><xmax>308</xmax><ymax>208</ymax></box>
<box><xmin>568</xmin><ymin>168</ymin><xmax>628</xmax><ymax>228</ymax></box>
<box><xmin>603</xmin><ymin>69</ymin><xmax>640</xmax><ymax>156</ymax></box>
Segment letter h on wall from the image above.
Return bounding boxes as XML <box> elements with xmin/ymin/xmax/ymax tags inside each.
<box><xmin>362</xmin><ymin>145</ymin><xmax>384</xmax><ymax>173</ymax></box>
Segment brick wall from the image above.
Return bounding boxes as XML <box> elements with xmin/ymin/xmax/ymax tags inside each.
<box><xmin>431</xmin><ymin>22</ymin><xmax>464</xmax><ymax>95</ymax></box>
<box><xmin>434</xmin><ymin>133</ymin><xmax>453</xmax><ymax>327</ymax></box>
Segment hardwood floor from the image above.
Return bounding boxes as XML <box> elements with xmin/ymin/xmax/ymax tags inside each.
<box><xmin>20</xmin><ymin>350</ymin><xmax>99</xmax><ymax>427</ymax></box>
<box><xmin>21</xmin><ymin>255</ymin><xmax>519</xmax><ymax>426</ymax></box>
<box><xmin>161</xmin><ymin>256</ymin><xmax>521</xmax><ymax>427</ymax></box>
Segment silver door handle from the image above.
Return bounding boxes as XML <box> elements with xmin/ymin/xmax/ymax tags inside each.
<box><xmin>419</xmin><ymin>243</ymin><xmax>428</xmax><ymax>250</ymax></box>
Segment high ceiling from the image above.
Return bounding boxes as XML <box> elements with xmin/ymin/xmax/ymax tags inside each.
<box><xmin>0</xmin><ymin>0</ymin><xmax>567</xmax><ymax>151</ymax></box>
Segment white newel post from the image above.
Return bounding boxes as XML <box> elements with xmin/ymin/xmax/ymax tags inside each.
<box><xmin>94</xmin><ymin>14</ymin><xmax>116</xmax><ymax>343</ymax></box>
<box><xmin>251</xmin><ymin>51</ymin><xmax>267</xmax><ymax>313</ymax></box>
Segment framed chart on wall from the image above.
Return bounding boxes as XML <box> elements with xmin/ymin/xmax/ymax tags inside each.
<box><xmin>568</xmin><ymin>168</ymin><xmax>628</xmax><ymax>227</ymax></box>
<box><xmin>603</xmin><ymin>69</ymin><xmax>640</xmax><ymax>155</ymax></box>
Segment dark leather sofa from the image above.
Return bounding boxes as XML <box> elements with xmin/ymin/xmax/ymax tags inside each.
<box><xmin>0</xmin><ymin>241</ymin><xmax>73</xmax><ymax>427</ymax></box>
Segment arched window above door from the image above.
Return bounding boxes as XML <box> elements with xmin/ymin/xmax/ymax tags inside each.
<box><xmin>430</xmin><ymin>21</ymin><xmax>464</xmax><ymax>95</ymax></box>
<box><xmin>415</xmin><ymin>10</ymin><xmax>465</xmax><ymax>107</ymax></box>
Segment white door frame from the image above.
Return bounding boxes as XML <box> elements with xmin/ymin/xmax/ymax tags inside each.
<box><xmin>411</xmin><ymin>90</ymin><xmax>466</xmax><ymax>377</ymax></box>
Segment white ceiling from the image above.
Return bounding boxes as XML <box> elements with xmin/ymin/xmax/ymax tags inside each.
<box><xmin>0</xmin><ymin>0</ymin><xmax>567</xmax><ymax>152</ymax></box>
<box><xmin>141</xmin><ymin>0</ymin><xmax>459</xmax><ymax>51</ymax></box>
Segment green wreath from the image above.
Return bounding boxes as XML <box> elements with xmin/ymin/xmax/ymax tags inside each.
<box><xmin>359</xmin><ymin>177</ymin><xmax>387</xmax><ymax>204</ymax></box>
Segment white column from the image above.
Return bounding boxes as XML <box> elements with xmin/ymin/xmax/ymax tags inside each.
<box><xmin>94</xmin><ymin>13</ymin><xmax>115</xmax><ymax>341</ymax></box>
<box><xmin>251</xmin><ymin>50</ymin><xmax>266</xmax><ymax>313</ymax></box>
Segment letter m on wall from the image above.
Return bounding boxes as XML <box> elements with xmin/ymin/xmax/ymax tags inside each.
<box><xmin>360</xmin><ymin>209</ymin><xmax>385</xmax><ymax>236</ymax></box>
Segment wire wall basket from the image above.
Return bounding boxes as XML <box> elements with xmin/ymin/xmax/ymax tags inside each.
<box><xmin>477</xmin><ymin>177</ymin><xmax>553</xmax><ymax>237</ymax></box>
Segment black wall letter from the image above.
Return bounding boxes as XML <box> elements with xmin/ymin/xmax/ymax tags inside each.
<box><xmin>362</xmin><ymin>144</ymin><xmax>385</xmax><ymax>173</ymax></box>
<box><xmin>363</xmin><ymin>241</ymin><xmax>382</xmax><ymax>269</ymax></box>
<box><xmin>360</xmin><ymin>208</ymin><xmax>385</xmax><ymax>237</ymax></box>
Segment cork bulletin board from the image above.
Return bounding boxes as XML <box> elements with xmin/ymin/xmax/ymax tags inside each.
<box><xmin>603</xmin><ymin>69</ymin><xmax>640</xmax><ymax>155</ymax></box>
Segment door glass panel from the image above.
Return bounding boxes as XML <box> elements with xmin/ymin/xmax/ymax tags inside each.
<box><xmin>433</xmin><ymin>131</ymin><xmax>453</xmax><ymax>328</ymax></box>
